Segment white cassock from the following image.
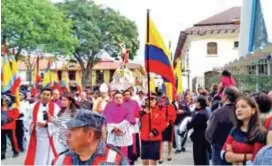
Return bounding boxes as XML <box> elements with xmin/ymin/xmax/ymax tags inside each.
<box><xmin>106</xmin><ymin>120</ymin><xmax>133</xmax><ymax>147</ymax></box>
<box><xmin>24</xmin><ymin>102</ymin><xmax>60</xmax><ymax>165</ymax></box>
<box><xmin>18</xmin><ymin>100</ymin><xmax>32</xmax><ymax>147</ymax></box>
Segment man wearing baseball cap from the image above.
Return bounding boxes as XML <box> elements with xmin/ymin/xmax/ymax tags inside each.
<box><xmin>52</xmin><ymin>109</ymin><xmax>129</xmax><ymax>165</ymax></box>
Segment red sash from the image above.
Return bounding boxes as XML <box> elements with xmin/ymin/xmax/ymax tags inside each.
<box><xmin>24</xmin><ymin>102</ymin><xmax>57</xmax><ymax>165</ymax></box>
<box><xmin>55</xmin><ymin>147</ymin><xmax>122</xmax><ymax>165</ymax></box>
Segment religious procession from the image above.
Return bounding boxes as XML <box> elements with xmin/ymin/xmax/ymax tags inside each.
<box><xmin>1</xmin><ymin>0</ymin><xmax>272</xmax><ymax>165</ymax></box>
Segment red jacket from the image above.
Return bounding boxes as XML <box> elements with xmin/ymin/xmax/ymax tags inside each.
<box><xmin>264</xmin><ymin>115</ymin><xmax>272</xmax><ymax>130</ymax></box>
<box><xmin>140</xmin><ymin>107</ymin><xmax>166</xmax><ymax>141</ymax></box>
<box><xmin>160</xmin><ymin>105</ymin><xmax>176</xmax><ymax>125</ymax></box>
<box><xmin>1</xmin><ymin>108</ymin><xmax>20</xmax><ymax>130</ymax></box>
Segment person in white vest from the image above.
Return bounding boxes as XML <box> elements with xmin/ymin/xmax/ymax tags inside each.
<box><xmin>128</xmin><ymin>86</ymin><xmax>141</xmax><ymax>106</ymax></box>
<box><xmin>93</xmin><ymin>83</ymin><xmax>110</xmax><ymax>114</ymax></box>
<box><xmin>24</xmin><ymin>88</ymin><xmax>60</xmax><ymax>165</ymax></box>
<box><xmin>16</xmin><ymin>91</ymin><xmax>31</xmax><ymax>152</ymax></box>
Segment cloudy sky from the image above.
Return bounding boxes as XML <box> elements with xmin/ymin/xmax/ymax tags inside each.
<box><xmin>53</xmin><ymin>0</ymin><xmax>243</xmax><ymax>63</ymax></box>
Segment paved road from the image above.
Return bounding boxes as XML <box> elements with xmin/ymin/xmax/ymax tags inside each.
<box><xmin>1</xmin><ymin>141</ymin><xmax>194</xmax><ymax>165</ymax></box>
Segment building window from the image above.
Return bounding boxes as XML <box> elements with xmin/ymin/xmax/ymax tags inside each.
<box><xmin>234</xmin><ymin>41</ymin><xmax>239</xmax><ymax>48</ymax></box>
<box><xmin>207</xmin><ymin>42</ymin><xmax>217</xmax><ymax>55</ymax></box>
<box><xmin>96</xmin><ymin>70</ymin><xmax>104</xmax><ymax>84</ymax></box>
<box><xmin>110</xmin><ymin>70</ymin><xmax>115</xmax><ymax>82</ymax></box>
<box><xmin>41</xmin><ymin>72</ymin><xmax>44</xmax><ymax>79</ymax></box>
<box><xmin>258</xmin><ymin>59</ymin><xmax>268</xmax><ymax>75</ymax></box>
<box><xmin>68</xmin><ymin>71</ymin><xmax>76</xmax><ymax>80</ymax></box>
<box><xmin>57</xmin><ymin>71</ymin><xmax>62</xmax><ymax>81</ymax></box>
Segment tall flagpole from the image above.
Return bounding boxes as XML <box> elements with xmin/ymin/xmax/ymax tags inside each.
<box><xmin>146</xmin><ymin>9</ymin><xmax>152</xmax><ymax>136</ymax></box>
<box><xmin>36</xmin><ymin>56</ymin><xmax>40</xmax><ymax>95</ymax></box>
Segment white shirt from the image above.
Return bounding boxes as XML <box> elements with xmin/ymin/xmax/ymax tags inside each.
<box><xmin>106</xmin><ymin>120</ymin><xmax>133</xmax><ymax>147</ymax></box>
<box><xmin>30</xmin><ymin>102</ymin><xmax>60</xmax><ymax>138</ymax></box>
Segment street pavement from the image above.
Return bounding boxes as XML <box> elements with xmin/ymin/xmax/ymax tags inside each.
<box><xmin>1</xmin><ymin>141</ymin><xmax>194</xmax><ymax>165</ymax></box>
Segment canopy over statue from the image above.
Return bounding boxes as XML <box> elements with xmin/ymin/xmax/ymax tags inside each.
<box><xmin>110</xmin><ymin>68</ymin><xmax>135</xmax><ymax>91</ymax></box>
<box><xmin>109</xmin><ymin>42</ymin><xmax>134</xmax><ymax>91</ymax></box>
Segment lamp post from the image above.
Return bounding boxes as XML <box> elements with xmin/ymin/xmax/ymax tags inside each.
<box><xmin>182</xmin><ymin>69</ymin><xmax>191</xmax><ymax>91</ymax></box>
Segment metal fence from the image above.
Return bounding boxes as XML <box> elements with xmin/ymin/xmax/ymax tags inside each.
<box><xmin>207</xmin><ymin>52</ymin><xmax>272</xmax><ymax>92</ymax></box>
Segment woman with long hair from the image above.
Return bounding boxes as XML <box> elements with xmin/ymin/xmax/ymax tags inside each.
<box><xmin>221</xmin><ymin>96</ymin><xmax>266</xmax><ymax>165</ymax></box>
<box><xmin>250</xmin><ymin>92</ymin><xmax>272</xmax><ymax>130</ymax></box>
<box><xmin>49</xmin><ymin>93</ymin><xmax>80</xmax><ymax>154</ymax></box>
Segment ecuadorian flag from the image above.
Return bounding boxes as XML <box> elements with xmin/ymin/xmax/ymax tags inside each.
<box><xmin>1</xmin><ymin>44</ymin><xmax>13</xmax><ymax>92</ymax></box>
<box><xmin>145</xmin><ymin>16</ymin><xmax>175</xmax><ymax>102</ymax></box>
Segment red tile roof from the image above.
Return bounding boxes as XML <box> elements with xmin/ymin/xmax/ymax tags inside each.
<box><xmin>194</xmin><ymin>7</ymin><xmax>240</xmax><ymax>26</ymax></box>
<box><xmin>18</xmin><ymin>58</ymin><xmax>52</xmax><ymax>70</ymax></box>
<box><xmin>185</xmin><ymin>7</ymin><xmax>241</xmax><ymax>34</ymax></box>
<box><xmin>93</xmin><ymin>60</ymin><xmax>140</xmax><ymax>70</ymax></box>
<box><xmin>18</xmin><ymin>57</ymin><xmax>141</xmax><ymax>71</ymax></box>
<box><xmin>185</xmin><ymin>24</ymin><xmax>240</xmax><ymax>35</ymax></box>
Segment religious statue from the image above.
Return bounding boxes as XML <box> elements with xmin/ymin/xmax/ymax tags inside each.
<box><xmin>119</xmin><ymin>42</ymin><xmax>129</xmax><ymax>67</ymax></box>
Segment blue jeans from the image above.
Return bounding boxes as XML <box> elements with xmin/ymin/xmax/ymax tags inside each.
<box><xmin>212</xmin><ymin>144</ymin><xmax>230</xmax><ymax>165</ymax></box>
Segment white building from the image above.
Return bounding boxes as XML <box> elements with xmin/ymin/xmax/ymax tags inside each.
<box><xmin>174</xmin><ymin>7</ymin><xmax>241</xmax><ymax>91</ymax></box>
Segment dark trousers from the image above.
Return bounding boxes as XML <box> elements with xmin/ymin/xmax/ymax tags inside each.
<box><xmin>212</xmin><ymin>144</ymin><xmax>230</xmax><ymax>165</ymax></box>
<box><xmin>1</xmin><ymin>130</ymin><xmax>19</xmax><ymax>156</ymax></box>
<box><xmin>16</xmin><ymin>120</ymin><xmax>24</xmax><ymax>151</ymax></box>
<box><xmin>181</xmin><ymin>130</ymin><xmax>188</xmax><ymax>148</ymax></box>
<box><xmin>193</xmin><ymin>141</ymin><xmax>209</xmax><ymax>165</ymax></box>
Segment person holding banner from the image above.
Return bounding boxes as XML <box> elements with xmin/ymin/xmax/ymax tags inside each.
<box><xmin>140</xmin><ymin>94</ymin><xmax>166</xmax><ymax>165</ymax></box>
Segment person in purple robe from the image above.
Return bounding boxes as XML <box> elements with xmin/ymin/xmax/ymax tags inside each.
<box><xmin>103</xmin><ymin>91</ymin><xmax>136</xmax><ymax>164</ymax></box>
<box><xmin>123</xmin><ymin>89</ymin><xmax>141</xmax><ymax>164</ymax></box>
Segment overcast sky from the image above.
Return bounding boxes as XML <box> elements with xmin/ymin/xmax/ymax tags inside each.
<box><xmin>52</xmin><ymin>0</ymin><xmax>243</xmax><ymax>64</ymax></box>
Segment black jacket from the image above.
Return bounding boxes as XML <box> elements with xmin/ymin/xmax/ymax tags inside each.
<box><xmin>172</xmin><ymin>100</ymin><xmax>191</xmax><ymax>125</ymax></box>
<box><xmin>187</xmin><ymin>109</ymin><xmax>209</xmax><ymax>143</ymax></box>
<box><xmin>205</xmin><ymin>103</ymin><xmax>236</xmax><ymax>146</ymax></box>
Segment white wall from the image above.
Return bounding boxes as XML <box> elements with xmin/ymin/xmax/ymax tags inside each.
<box><xmin>182</xmin><ymin>34</ymin><xmax>239</xmax><ymax>90</ymax></box>
<box><xmin>18</xmin><ymin>71</ymin><xmax>30</xmax><ymax>85</ymax></box>
<box><xmin>239</xmin><ymin>0</ymin><xmax>253</xmax><ymax>57</ymax></box>
<box><xmin>262</xmin><ymin>0</ymin><xmax>272</xmax><ymax>43</ymax></box>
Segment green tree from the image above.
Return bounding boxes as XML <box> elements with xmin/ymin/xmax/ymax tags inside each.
<box><xmin>58</xmin><ymin>0</ymin><xmax>140</xmax><ymax>86</ymax></box>
<box><xmin>1</xmin><ymin>0</ymin><xmax>78</xmax><ymax>60</ymax></box>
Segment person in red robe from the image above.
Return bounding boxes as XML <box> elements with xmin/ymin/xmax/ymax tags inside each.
<box><xmin>24</xmin><ymin>88</ymin><xmax>60</xmax><ymax>165</ymax></box>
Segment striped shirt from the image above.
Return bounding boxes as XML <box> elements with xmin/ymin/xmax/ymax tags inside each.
<box><xmin>51</xmin><ymin>111</ymin><xmax>73</xmax><ymax>146</ymax></box>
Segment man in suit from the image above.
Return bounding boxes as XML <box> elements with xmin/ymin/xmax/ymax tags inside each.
<box><xmin>173</xmin><ymin>94</ymin><xmax>192</xmax><ymax>153</ymax></box>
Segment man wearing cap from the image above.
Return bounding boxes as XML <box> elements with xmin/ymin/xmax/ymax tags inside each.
<box><xmin>52</xmin><ymin>109</ymin><xmax>129</xmax><ymax>165</ymax></box>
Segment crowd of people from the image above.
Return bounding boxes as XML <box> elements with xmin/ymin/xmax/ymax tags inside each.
<box><xmin>1</xmin><ymin>70</ymin><xmax>272</xmax><ymax>165</ymax></box>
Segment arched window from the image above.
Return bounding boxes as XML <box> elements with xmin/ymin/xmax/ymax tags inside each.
<box><xmin>207</xmin><ymin>42</ymin><xmax>217</xmax><ymax>55</ymax></box>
